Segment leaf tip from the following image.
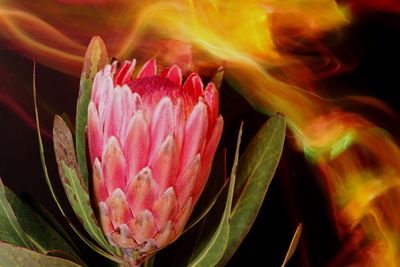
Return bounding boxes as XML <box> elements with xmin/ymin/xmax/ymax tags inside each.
<box><xmin>82</xmin><ymin>36</ymin><xmax>109</xmax><ymax>80</ymax></box>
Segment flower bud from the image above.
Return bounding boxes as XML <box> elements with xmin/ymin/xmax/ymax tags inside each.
<box><xmin>87</xmin><ymin>59</ymin><xmax>223</xmax><ymax>254</ymax></box>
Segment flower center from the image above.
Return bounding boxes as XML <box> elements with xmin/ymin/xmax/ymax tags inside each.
<box><xmin>127</xmin><ymin>76</ymin><xmax>194</xmax><ymax>108</ymax></box>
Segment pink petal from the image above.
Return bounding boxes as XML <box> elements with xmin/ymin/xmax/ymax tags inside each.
<box><xmin>151</xmin><ymin>187</ymin><xmax>178</xmax><ymax>229</ymax></box>
<box><xmin>183</xmin><ymin>73</ymin><xmax>203</xmax><ymax>101</ymax></box>
<box><xmin>204</xmin><ymin>82</ymin><xmax>219</xmax><ymax>123</ymax></box>
<box><xmin>150</xmin><ymin>136</ymin><xmax>178</xmax><ymax>192</ymax></box>
<box><xmin>92</xmin><ymin>64</ymin><xmax>113</xmax><ymax>105</ymax></box>
<box><xmin>93</xmin><ymin>158</ymin><xmax>108</xmax><ymax>202</ymax></box>
<box><xmin>103</xmin><ymin>88</ymin><xmax>124</xmax><ymax>141</ymax></box>
<box><xmin>139</xmin><ymin>239</ymin><xmax>157</xmax><ymax>253</ymax></box>
<box><xmin>119</xmin><ymin>85</ymin><xmax>135</xmax><ymax>140</ymax></box>
<box><xmin>102</xmin><ymin>137</ymin><xmax>128</xmax><ymax>193</ymax></box>
<box><xmin>96</xmin><ymin>69</ymin><xmax>114</xmax><ymax>124</ymax></box>
<box><xmin>180</xmin><ymin>101</ymin><xmax>208</xmax><ymax>173</ymax></box>
<box><xmin>174</xmin><ymin>99</ymin><xmax>185</xmax><ymax>154</ymax></box>
<box><xmin>165</xmin><ymin>65</ymin><xmax>182</xmax><ymax>85</ymax></box>
<box><xmin>131</xmin><ymin>92</ymin><xmax>143</xmax><ymax>112</ymax></box>
<box><xmin>106</xmin><ymin>188</ymin><xmax>133</xmax><ymax>228</ymax></box>
<box><xmin>150</xmin><ymin>97</ymin><xmax>174</xmax><ymax>161</ymax></box>
<box><xmin>154</xmin><ymin>221</ymin><xmax>175</xmax><ymax>249</ymax></box>
<box><xmin>114</xmin><ymin>59</ymin><xmax>136</xmax><ymax>86</ymax></box>
<box><xmin>193</xmin><ymin>116</ymin><xmax>223</xmax><ymax>202</ymax></box>
<box><xmin>201</xmin><ymin>116</ymin><xmax>223</xmax><ymax>174</ymax></box>
<box><xmin>125</xmin><ymin>167</ymin><xmax>158</xmax><ymax>216</ymax></box>
<box><xmin>128</xmin><ymin>210</ymin><xmax>157</xmax><ymax>245</ymax></box>
<box><xmin>110</xmin><ymin>224</ymin><xmax>137</xmax><ymax>248</ymax></box>
<box><xmin>175</xmin><ymin>154</ymin><xmax>200</xmax><ymax>206</ymax></box>
<box><xmin>88</xmin><ymin>102</ymin><xmax>103</xmax><ymax>164</ymax></box>
<box><xmin>137</xmin><ymin>58</ymin><xmax>157</xmax><ymax>79</ymax></box>
<box><xmin>110</xmin><ymin>61</ymin><xmax>118</xmax><ymax>75</ymax></box>
<box><xmin>173</xmin><ymin>197</ymin><xmax>193</xmax><ymax>235</ymax></box>
<box><xmin>124</xmin><ymin>111</ymin><xmax>149</xmax><ymax>180</ymax></box>
<box><xmin>99</xmin><ymin>202</ymin><xmax>114</xmax><ymax>235</ymax></box>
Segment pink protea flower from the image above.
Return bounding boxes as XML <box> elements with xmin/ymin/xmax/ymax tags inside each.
<box><xmin>87</xmin><ymin>59</ymin><xmax>223</xmax><ymax>255</ymax></box>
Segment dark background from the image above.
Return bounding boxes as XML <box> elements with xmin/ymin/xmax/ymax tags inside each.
<box><xmin>1</xmin><ymin>10</ymin><xmax>400</xmax><ymax>267</ymax></box>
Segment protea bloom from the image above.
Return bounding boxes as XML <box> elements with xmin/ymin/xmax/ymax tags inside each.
<box><xmin>87</xmin><ymin>59</ymin><xmax>223</xmax><ymax>257</ymax></box>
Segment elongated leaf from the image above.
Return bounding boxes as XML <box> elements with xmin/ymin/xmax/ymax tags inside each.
<box><xmin>34</xmin><ymin>64</ymin><xmax>121</xmax><ymax>263</ymax></box>
<box><xmin>0</xmin><ymin>178</ymin><xmax>33</xmax><ymax>249</ymax></box>
<box><xmin>4</xmin><ymin>187</ymin><xmax>82</xmax><ymax>264</ymax></box>
<box><xmin>282</xmin><ymin>224</ymin><xmax>302</xmax><ymax>267</ymax></box>
<box><xmin>53</xmin><ymin>115</ymin><xmax>114</xmax><ymax>253</ymax></box>
<box><xmin>76</xmin><ymin>36</ymin><xmax>109</xmax><ymax>186</ymax></box>
<box><xmin>21</xmin><ymin>193</ymin><xmax>81</xmax><ymax>258</ymax></box>
<box><xmin>188</xmin><ymin>124</ymin><xmax>243</xmax><ymax>267</ymax></box>
<box><xmin>184</xmin><ymin>149</ymin><xmax>227</xmax><ymax>235</ymax></box>
<box><xmin>217</xmin><ymin>114</ymin><xmax>286</xmax><ymax>266</ymax></box>
<box><xmin>0</xmin><ymin>241</ymin><xmax>81</xmax><ymax>267</ymax></box>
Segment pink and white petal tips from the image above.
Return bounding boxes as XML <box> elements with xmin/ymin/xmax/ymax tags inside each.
<box><xmin>87</xmin><ymin>102</ymin><xmax>103</xmax><ymax>165</ymax></box>
<box><xmin>111</xmin><ymin>224</ymin><xmax>137</xmax><ymax>248</ymax></box>
<box><xmin>106</xmin><ymin>188</ymin><xmax>132</xmax><ymax>228</ymax></box>
<box><xmin>124</xmin><ymin>111</ymin><xmax>149</xmax><ymax>181</ymax></box>
<box><xmin>91</xmin><ymin>64</ymin><xmax>113</xmax><ymax>106</ymax></box>
<box><xmin>103</xmin><ymin>88</ymin><xmax>124</xmax><ymax>141</ymax></box>
<box><xmin>114</xmin><ymin>60</ymin><xmax>136</xmax><ymax>86</ymax></box>
<box><xmin>180</xmin><ymin>101</ymin><xmax>208</xmax><ymax>173</ymax></box>
<box><xmin>93</xmin><ymin>158</ymin><xmax>108</xmax><ymax>203</ymax></box>
<box><xmin>137</xmin><ymin>59</ymin><xmax>157</xmax><ymax>79</ymax></box>
<box><xmin>175</xmin><ymin>154</ymin><xmax>201</xmax><ymax>206</ymax></box>
<box><xmin>151</xmin><ymin>187</ymin><xmax>178</xmax><ymax>229</ymax></box>
<box><xmin>87</xmin><ymin>58</ymin><xmax>223</xmax><ymax>255</ymax></box>
<box><xmin>173</xmin><ymin>197</ymin><xmax>193</xmax><ymax>236</ymax></box>
<box><xmin>204</xmin><ymin>82</ymin><xmax>219</xmax><ymax>123</ymax></box>
<box><xmin>150</xmin><ymin>97</ymin><xmax>174</xmax><ymax>161</ymax></box>
<box><xmin>150</xmin><ymin>136</ymin><xmax>179</xmax><ymax>193</ymax></box>
<box><xmin>102</xmin><ymin>137</ymin><xmax>128</xmax><ymax>193</ymax></box>
<box><xmin>128</xmin><ymin>210</ymin><xmax>157</xmax><ymax>245</ymax></box>
<box><xmin>173</xmin><ymin>99</ymin><xmax>185</xmax><ymax>154</ymax></box>
<box><xmin>183</xmin><ymin>73</ymin><xmax>204</xmax><ymax>100</ymax></box>
<box><xmin>98</xmin><ymin>202</ymin><xmax>114</xmax><ymax>236</ymax></box>
<box><xmin>126</xmin><ymin>167</ymin><xmax>158</xmax><ymax>216</ymax></box>
<box><xmin>153</xmin><ymin>221</ymin><xmax>176</xmax><ymax>249</ymax></box>
<box><xmin>164</xmin><ymin>65</ymin><xmax>182</xmax><ymax>86</ymax></box>
<box><xmin>119</xmin><ymin>85</ymin><xmax>135</xmax><ymax>140</ymax></box>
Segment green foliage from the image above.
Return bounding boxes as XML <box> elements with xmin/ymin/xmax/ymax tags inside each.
<box><xmin>0</xmin><ymin>177</ymin><xmax>84</xmax><ymax>265</ymax></box>
<box><xmin>0</xmin><ymin>241</ymin><xmax>81</xmax><ymax>267</ymax></box>
<box><xmin>217</xmin><ymin>114</ymin><xmax>286</xmax><ymax>266</ymax></box>
<box><xmin>75</xmin><ymin>36</ymin><xmax>109</xmax><ymax>187</ymax></box>
<box><xmin>183</xmin><ymin>114</ymin><xmax>286</xmax><ymax>267</ymax></box>
<box><xmin>53</xmin><ymin>115</ymin><xmax>115</xmax><ymax>255</ymax></box>
<box><xmin>0</xmin><ymin>179</ymin><xmax>33</xmax><ymax>249</ymax></box>
<box><xmin>188</xmin><ymin>124</ymin><xmax>243</xmax><ymax>267</ymax></box>
<box><xmin>4</xmin><ymin>187</ymin><xmax>82</xmax><ymax>262</ymax></box>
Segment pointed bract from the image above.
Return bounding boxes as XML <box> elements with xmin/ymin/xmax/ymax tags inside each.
<box><xmin>137</xmin><ymin>59</ymin><xmax>157</xmax><ymax>79</ymax></box>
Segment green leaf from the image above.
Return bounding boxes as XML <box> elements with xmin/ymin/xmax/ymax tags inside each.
<box><xmin>0</xmin><ymin>241</ymin><xmax>81</xmax><ymax>267</ymax></box>
<box><xmin>217</xmin><ymin>114</ymin><xmax>286</xmax><ymax>266</ymax></box>
<box><xmin>75</xmin><ymin>36</ymin><xmax>109</xmax><ymax>187</ymax></box>
<box><xmin>188</xmin><ymin>124</ymin><xmax>243</xmax><ymax>267</ymax></box>
<box><xmin>0</xmin><ymin>178</ymin><xmax>33</xmax><ymax>249</ymax></box>
<box><xmin>281</xmin><ymin>224</ymin><xmax>302</xmax><ymax>267</ymax></box>
<box><xmin>33</xmin><ymin>63</ymin><xmax>121</xmax><ymax>263</ymax></box>
<box><xmin>21</xmin><ymin>193</ymin><xmax>81</xmax><ymax>258</ymax></box>
<box><xmin>53</xmin><ymin>115</ymin><xmax>115</xmax><ymax>254</ymax></box>
<box><xmin>4</xmin><ymin>187</ymin><xmax>83</xmax><ymax>264</ymax></box>
<box><xmin>143</xmin><ymin>255</ymin><xmax>155</xmax><ymax>267</ymax></box>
